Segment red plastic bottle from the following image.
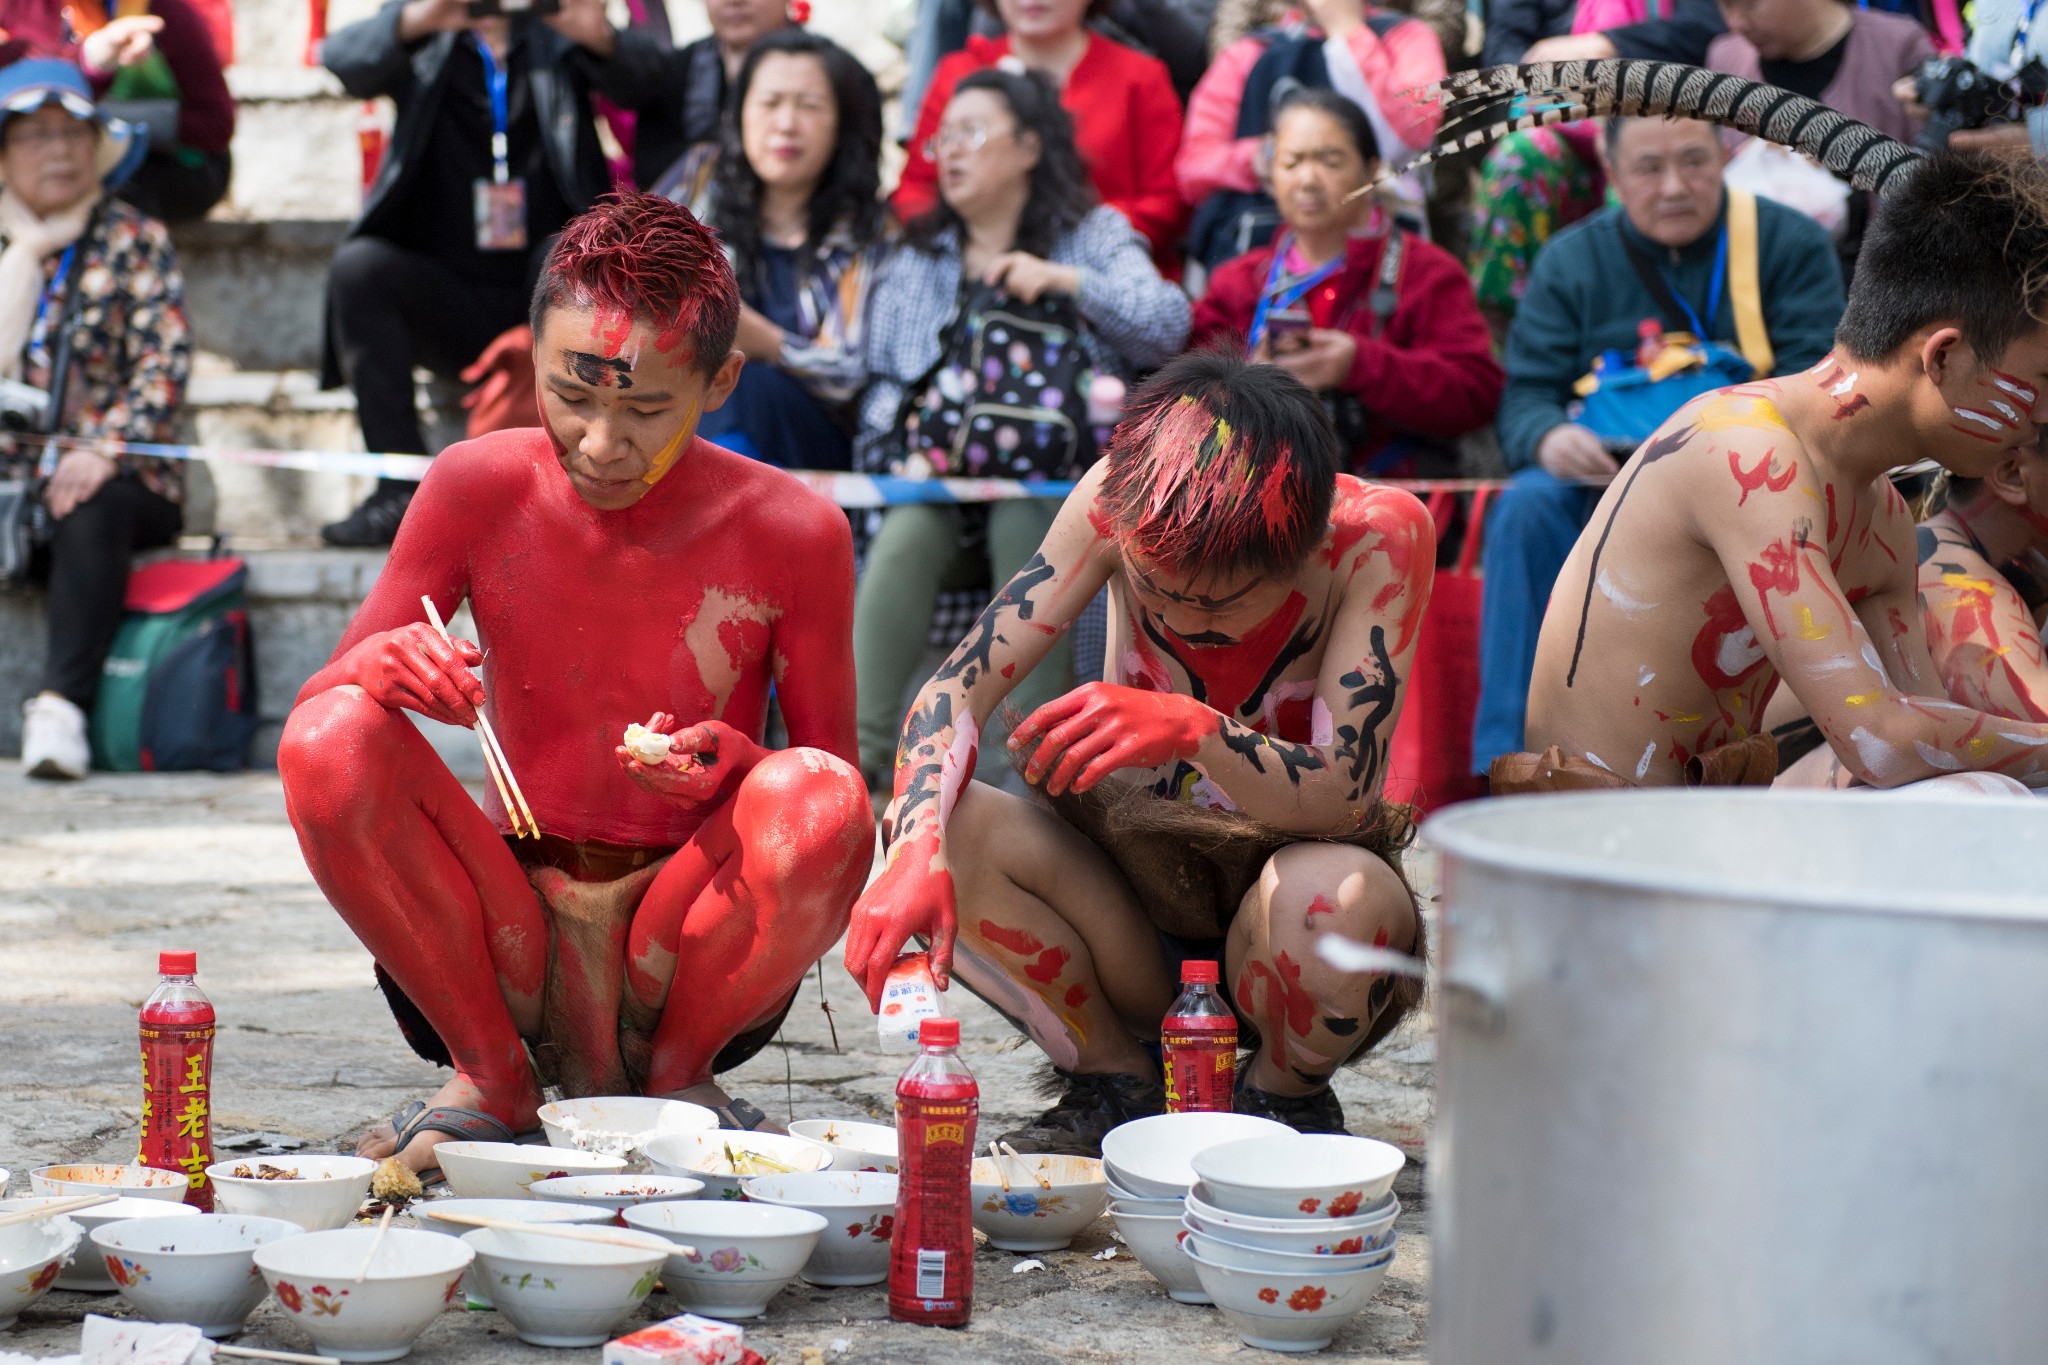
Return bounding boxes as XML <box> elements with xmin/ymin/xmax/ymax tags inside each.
<box><xmin>1162</xmin><ymin>960</ymin><xmax>1237</xmax><ymax>1114</ymax></box>
<box><xmin>889</xmin><ymin>1016</ymin><xmax>978</xmax><ymax>1326</ymax></box>
<box><xmin>138</xmin><ymin>950</ymin><xmax>215</xmax><ymax>1211</ymax></box>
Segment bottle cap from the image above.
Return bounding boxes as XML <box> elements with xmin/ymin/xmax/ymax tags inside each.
<box><xmin>1181</xmin><ymin>960</ymin><xmax>1219</xmax><ymax>985</ymax></box>
<box><xmin>919</xmin><ymin>1017</ymin><xmax>961</xmax><ymax>1048</ymax></box>
<box><xmin>159</xmin><ymin>950</ymin><xmax>197</xmax><ymax>976</ymax></box>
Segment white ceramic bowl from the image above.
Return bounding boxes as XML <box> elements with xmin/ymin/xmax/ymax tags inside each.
<box><xmin>1105</xmin><ymin>1169</ymin><xmax>1185</xmax><ymax>1217</ymax></box>
<box><xmin>1098</xmin><ymin>1114</ymin><xmax>1292</xmax><ymax>1198</ymax></box>
<box><xmin>1190</xmin><ymin>1133</ymin><xmax>1405</xmax><ymax>1220</ymax></box>
<box><xmin>254</xmin><ymin>1226</ymin><xmax>471</xmax><ymax>1362</ymax></box>
<box><xmin>207</xmin><ymin>1155</ymin><xmax>377</xmax><ymax>1232</ymax></box>
<box><xmin>739</xmin><ymin>1170</ymin><xmax>896</xmax><ymax>1286</ymax></box>
<box><xmin>786</xmin><ymin>1119</ymin><xmax>900</xmax><ymax>1174</ymax></box>
<box><xmin>1183</xmin><ymin>1186</ymin><xmax>1399</xmax><ymax>1257</ymax></box>
<box><xmin>0</xmin><ymin>1212</ymin><xmax>80</xmax><ymax>1329</ymax></box>
<box><xmin>31</xmin><ymin>1163</ymin><xmax>189</xmax><ymax>1202</ymax></box>
<box><xmin>970</xmin><ymin>1155</ymin><xmax>1110</xmax><ymax>1252</ymax></box>
<box><xmin>528</xmin><ymin>1174</ymin><xmax>704</xmax><ymax>1218</ymax></box>
<box><xmin>1183</xmin><ymin>1223</ymin><xmax>1398</xmax><ymax>1276</ymax></box>
<box><xmin>433</xmin><ymin>1142</ymin><xmax>626</xmax><ymax>1201</ymax></box>
<box><xmin>459</xmin><ymin>1225</ymin><xmax>670</xmax><ymax>1347</ymax></box>
<box><xmin>92</xmin><ymin>1213</ymin><xmax>306</xmax><ymax>1337</ymax></box>
<box><xmin>536</xmin><ymin>1097</ymin><xmax>719</xmax><ymax>1157</ymax></box>
<box><xmin>1108</xmin><ymin>1207</ymin><xmax>1207</xmax><ymax>1304</ymax></box>
<box><xmin>50</xmin><ymin>1196</ymin><xmax>199</xmax><ymax>1290</ymax></box>
<box><xmin>643</xmin><ymin>1131</ymin><xmax>832</xmax><ymax>1202</ymax></box>
<box><xmin>1182</xmin><ymin>1236</ymin><xmax>1395</xmax><ymax>1353</ymax></box>
<box><xmin>410</xmin><ymin>1197</ymin><xmax>615</xmax><ymax>1307</ymax></box>
<box><xmin>622</xmin><ymin>1199</ymin><xmax>828</xmax><ymax>1319</ymax></box>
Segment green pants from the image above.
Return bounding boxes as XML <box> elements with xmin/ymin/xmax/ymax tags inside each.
<box><xmin>854</xmin><ymin>499</ymin><xmax>1072</xmax><ymax>781</ymax></box>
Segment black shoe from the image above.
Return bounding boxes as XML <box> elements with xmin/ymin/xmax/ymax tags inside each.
<box><xmin>321</xmin><ymin>483</ymin><xmax>414</xmax><ymax>547</ymax></box>
<box><xmin>1235</xmin><ymin>1073</ymin><xmax>1348</xmax><ymax>1135</ymax></box>
<box><xmin>998</xmin><ymin>1069</ymin><xmax>1166</xmax><ymax>1157</ymax></box>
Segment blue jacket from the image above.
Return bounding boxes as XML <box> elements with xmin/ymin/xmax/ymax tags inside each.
<box><xmin>1496</xmin><ymin>192</ymin><xmax>1844</xmax><ymax>471</ymax></box>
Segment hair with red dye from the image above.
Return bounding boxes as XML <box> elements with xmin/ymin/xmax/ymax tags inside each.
<box><xmin>529</xmin><ymin>192</ymin><xmax>741</xmax><ymax>373</ymax></box>
<box><xmin>1099</xmin><ymin>346</ymin><xmax>1339</xmax><ymax>579</ymax></box>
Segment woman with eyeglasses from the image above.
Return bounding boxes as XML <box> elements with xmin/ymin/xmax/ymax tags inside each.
<box><xmin>850</xmin><ymin>66</ymin><xmax>1190</xmax><ymax>789</ymax></box>
<box><xmin>4</xmin><ymin>61</ymin><xmax>191</xmax><ymax>782</ymax></box>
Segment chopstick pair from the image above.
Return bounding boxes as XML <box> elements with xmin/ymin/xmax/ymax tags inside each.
<box><xmin>0</xmin><ymin>1192</ymin><xmax>115</xmax><ymax>1227</ymax></box>
<box><xmin>989</xmin><ymin>1141</ymin><xmax>1052</xmax><ymax>1192</ymax></box>
<box><xmin>426</xmin><ymin>1209</ymin><xmax>695</xmax><ymax>1257</ymax></box>
<box><xmin>420</xmin><ymin>596</ymin><xmax>540</xmax><ymax>840</ymax></box>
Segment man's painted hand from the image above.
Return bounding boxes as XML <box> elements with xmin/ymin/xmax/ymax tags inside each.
<box><xmin>844</xmin><ymin>832</ymin><xmax>957</xmax><ymax>1012</ymax></box>
<box><xmin>615</xmin><ymin>713</ymin><xmax>763</xmax><ymax>809</ymax></box>
<box><xmin>342</xmin><ymin>623</ymin><xmax>485</xmax><ymax>726</ymax></box>
<box><xmin>1010</xmin><ymin>683</ymin><xmax>1216</xmax><ymax>795</ymax></box>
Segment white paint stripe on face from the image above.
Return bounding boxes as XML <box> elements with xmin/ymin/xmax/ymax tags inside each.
<box><xmin>1954</xmin><ymin>407</ymin><xmax>2004</xmax><ymax>431</ymax></box>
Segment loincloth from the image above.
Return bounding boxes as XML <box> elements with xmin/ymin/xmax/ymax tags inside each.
<box><xmin>1488</xmin><ymin>734</ymin><xmax>1779</xmax><ymax>794</ymax></box>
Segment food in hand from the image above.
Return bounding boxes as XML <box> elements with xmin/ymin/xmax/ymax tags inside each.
<box><xmin>624</xmin><ymin>723</ymin><xmax>673</xmax><ymax>765</ymax></box>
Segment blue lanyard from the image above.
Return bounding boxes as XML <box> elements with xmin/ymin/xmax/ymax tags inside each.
<box><xmin>1660</xmin><ymin>226</ymin><xmax>1727</xmax><ymax>340</ymax></box>
<box><xmin>2015</xmin><ymin>0</ymin><xmax>2048</xmax><ymax>67</ymax></box>
<box><xmin>474</xmin><ymin>35</ymin><xmax>511</xmax><ymax>184</ymax></box>
<box><xmin>31</xmin><ymin>243</ymin><xmax>75</xmax><ymax>350</ymax></box>
<box><xmin>1247</xmin><ymin>233</ymin><xmax>1345</xmax><ymax>351</ymax></box>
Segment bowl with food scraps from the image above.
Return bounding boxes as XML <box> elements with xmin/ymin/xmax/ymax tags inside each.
<box><xmin>785</xmin><ymin>1119</ymin><xmax>900</xmax><ymax>1174</ymax></box>
<box><xmin>54</xmin><ymin>1195</ymin><xmax>199</xmax><ymax>1290</ymax></box>
<box><xmin>643</xmin><ymin>1131</ymin><xmax>831</xmax><ymax>1202</ymax></box>
<box><xmin>1183</xmin><ymin>1185</ymin><xmax>1399</xmax><ymax>1257</ymax></box>
<box><xmin>433</xmin><ymin>1142</ymin><xmax>626</xmax><ymax>1202</ymax></box>
<box><xmin>207</xmin><ymin>1155</ymin><xmax>378</xmax><ymax>1232</ymax></box>
<box><xmin>1181</xmin><ymin>1234</ymin><xmax>1396</xmax><ymax>1353</ymax></box>
<box><xmin>1098</xmin><ymin>1113</ymin><xmax>1292</xmax><ymax>1199</ymax></box>
<box><xmin>92</xmin><ymin>1213</ymin><xmax>306</xmax><ymax>1337</ymax></box>
<box><xmin>969</xmin><ymin>1154</ymin><xmax>1109</xmax><ymax>1252</ymax></box>
<box><xmin>30</xmin><ymin>1163</ymin><xmax>189</xmax><ymax>1202</ymax></box>
<box><xmin>1189</xmin><ymin>1133</ymin><xmax>1406</xmax><ymax>1220</ymax></box>
<box><xmin>1181</xmin><ymin>1222</ymin><xmax>1398</xmax><ymax>1275</ymax></box>
<box><xmin>529</xmin><ymin>1174</ymin><xmax>704</xmax><ymax>1219</ymax></box>
<box><xmin>739</xmin><ymin>1170</ymin><xmax>896</xmax><ymax>1286</ymax></box>
<box><xmin>410</xmin><ymin>1197</ymin><xmax>615</xmax><ymax>1307</ymax></box>
<box><xmin>535</xmin><ymin>1097</ymin><xmax>719</xmax><ymax>1159</ymax></box>
<box><xmin>459</xmin><ymin>1224</ymin><xmax>671</xmax><ymax>1347</ymax></box>
<box><xmin>1108</xmin><ymin>1205</ymin><xmax>1207</xmax><ymax>1304</ymax></box>
<box><xmin>0</xmin><ymin>1205</ymin><xmax>81</xmax><ymax>1329</ymax></box>
<box><xmin>622</xmin><ymin>1199</ymin><xmax>827</xmax><ymax>1319</ymax></box>
<box><xmin>253</xmin><ymin>1225</ymin><xmax>472</xmax><ymax>1362</ymax></box>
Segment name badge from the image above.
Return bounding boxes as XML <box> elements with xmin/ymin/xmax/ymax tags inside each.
<box><xmin>474</xmin><ymin>177</ymin><xmax>528</xmax><ymax>251</ymax></box>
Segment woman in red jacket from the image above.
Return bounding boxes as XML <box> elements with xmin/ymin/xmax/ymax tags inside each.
<box><xmin>893</xmin><ymin>0</ymin><xmax>1186</xmax><ymax>266</ymax></box>
<box><xmin>1191</xmin><ymin>86</ymin><xmax>1501</xmax><ymax>477</ymax></box>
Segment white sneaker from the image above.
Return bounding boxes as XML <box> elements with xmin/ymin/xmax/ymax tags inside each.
<box><xmin>21</xmin><ymin>693</ymin><xmax>88</xmax><ymax>780</ymax></box>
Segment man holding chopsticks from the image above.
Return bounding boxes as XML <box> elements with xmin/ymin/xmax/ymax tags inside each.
<box><xmin>278</xmin><ymin>193</ymin><xmax>875</xmax><ymax>1180</ymax></box>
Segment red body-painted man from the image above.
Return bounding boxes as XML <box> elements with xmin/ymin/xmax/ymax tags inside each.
<box><xmin>846</xmin><ymin>349</ymin><xmax>1435</xmax><ymax>1152</ymax></box>
<box><xmin>280</xmin><ymin>194</ymin><xmax>873</xmax><ymax>1174</ymax></box>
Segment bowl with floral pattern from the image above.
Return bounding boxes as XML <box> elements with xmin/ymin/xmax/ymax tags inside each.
<box><xmin>643</xmin><ymin>1130</ymin><xmax>832</xmax><ymax>1202</ymax></box>
<box><xmin>1188</xmin><ymin>1133</ymin><xmax>1405</xmax><ymax>1220</ymax></box>
<box><xmin>459</xmin><ymin>1225</ymin><xmax>671</xmax><ymax>1347</ymax></box>
<box><xmin>52</xmin><ymin>1195</ymin><xmax>198</xmax><ymax>1290</ymax></box>
<box><xmin>739</xmin><ymin>1170</ymin><xmax>897</xmax><ymax>1285</ymax></box>
<box><xmin>207</xmin><ymin>1154</ymin><xmax>378</xmax><ymax>1232</ymax></box>
<box><xmin>0</xmin><ymin>1205</ymin><xmax>82</xmax><ymax>1329</ymax></box>
<box><xmin>786</xmin><ymin>1119</ymin><xmax>900</xmax><ymax>1173</ymax></box>
<box><xmin>410</xmin><ymin>1197</ymin><xmax>614</xmax><ymax>1307</ymax></box>
<box><xmin>92</xmin><ymin>1213</ymin><xmax>306</xmax><ymax>1337</ymax></box>
<box><xmin>969</xmin><ymin>1154</ymin><xmax>1109</xmax><ymax>1252</ymax></box>
<box><xmin>1181</xmin><ymin>1235</ymin><xmax>1396</xmax><ymax>1353</ymax></box>
<box><xmin>253</xmin><ymin>1226</ymin><xmax>472</xmax><ymax>1362</ymax></box>
<box><xmin>432</xmin><ymin>1142</ymin><xmax>627</xmax><ymax>1202</ymax></box>
<box><xmin>1182</xmin><ymin>1222</ymin><xmax>1398</xmax><ymax>1276</ymax></box>
<box><xmin>528</xmin><ymin>1174</ymin><xmax>705</xmax><ymax>1220</ymax></box>
<box><xmin>1183</xmin><ymin>1185</ymin><xmax>1399</xmax><ymax>1258</ymax></box>
<box><xmin>622</xmin><ymin>1199</ymin><xmax>827</xmax><ymax>1319</ymax></box>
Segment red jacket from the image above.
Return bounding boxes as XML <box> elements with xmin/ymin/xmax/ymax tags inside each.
<box><xmin>1192</xmin><ymin>228</ymin><xmax>1504</xmax><ymax>470</ymax></box>
<box><xmin>893</xmin><ymin>31</ymin><xmax>1188</xmax><ymax>265</ymax></box>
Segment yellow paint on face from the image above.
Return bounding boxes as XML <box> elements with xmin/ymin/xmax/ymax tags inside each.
<box><xmin>1795</xmin><ymin>605</ymin><xmax>1832</xmax><ymax>641</ymax></box>
<box><xmin>640</xmin><ymin>396</ymin><xmax>703</xmax><ymax>487</ymax></box>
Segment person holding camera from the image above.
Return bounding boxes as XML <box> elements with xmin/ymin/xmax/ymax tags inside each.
<box><xmin>1889</xmin><ymin>0</ymin><xmax>2048</xmax><ymax>155</ymax></box>
<box><xmin>315</xmin><ymin>0</ymin><xmax>618</xmax><ymax>548</ymax></box>
<box><xmin>4</xmin><ymin>61</ymin><xmax>191</xmax><ymax>780</ymax></box>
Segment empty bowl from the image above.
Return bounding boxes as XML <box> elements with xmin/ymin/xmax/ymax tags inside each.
<box><xmin>1098</xmin><ymin>1114</ymin><xmax>1292</xmax><ymax>1198</ymax></box>
<box><xmin>208</xmin><ymin>1155</ymin><xmax>377</xmax><ymax>1232</ymax></box>
<box><xmin>643</xmin><ymin>1131</ymin><xmax>831</xmax><ymax>1202</ymax></box>
<box><xmin>1109</xmin><ymin>1206</ymin><xmax>1207</xmax><ymax>1304</ymax></box>
<box><xmin>92</xmin><ymin>1213</ymin><xmax>305</xmax><ymax>1337</ymax></box>
<box><xmin>970</xmin><ymin>1155</ymin><xmax>1109</xmax><ymax>1252</ymax></box>
<box><xmin>410</xmin><ymin>1197</ymin><xmax>615</xmax><ymax>1307</ymax></box>
<box><xmin>787</xmin><ymin>1119</ymin><xmax>900</xmax><ymax>1174</ymax></box>
<box><xmin>1182</xmin><ymin>1235</ymin><xmax>1396</xmax><ymax>1353</ymax></box>
<box><xmin>740</xmin><ymin>1170</ymin><xmax>896</xmax><ymax>1286</ymax></box>
<box><xmin>53</xmin><ymin>1196</ymin><xmax>198</xmax><ymax>1290</ymax></box>
<box><xmin>528</xmin><ymin>1175</ymin><xmax>705</xmax><ymax>1219</ymax></box>
<box><xmin>0</xmin><ymin>1209</ymin><xmax>81</xmax><ymax>1329</ymax></box>
<box><xmin>536</xmin><ymin>1097</ymin><xmax>719</xmax><ymax>1158</ymax></box>
<box><xmin>1182</xmin><ymin>1223</ymin><xmax>1398</xmax><ymax>1275</ymax></box>
<box><xmin>460</xmin><ymin>1225</ymin><xmax>671</xmax><ymax>1347</ymax></box>
<box><xmin>1184</xmin><ymin>1186</ymin><xmax>1399</xmax><ymax>1257</ymax></box>
<box><xmin>31</xmin><ymin>1163</ymin><xmax>189</xmax><ymax>1202</ymax></box>
<box><xmin>1190</xmin><ymin>1133</ymin><xmax>1405</xmax><ymax>1220</ymax></box>
<box><xmin>433</xmin><ymin>1142</ymin><xmax>626</xmax><ymax>1201</ymax></box>
<box><xmin>623</xmin><ymin>1199</ymin><xmax>828</xmax><ymax>1319</ymax></box>
<box><xmin>254</xmin><ymin>1226</ymin><xmax>472</xmax><ymax>1362</ymax></box>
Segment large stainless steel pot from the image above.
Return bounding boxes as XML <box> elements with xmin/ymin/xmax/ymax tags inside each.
<box><xmin>1425</xmin><ymin>790</ymin><xmax>2048</xmax><ymax>1364</ymax></box>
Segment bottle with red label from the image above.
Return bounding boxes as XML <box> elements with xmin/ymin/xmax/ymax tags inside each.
<box><xmin>138</xmin><ymin>950</ymin><xmax>215</xmax><ymax>1211</ymax></box>
<box><xmin>889</xmin><ymin>1016</ymin><xmax>977</xmax><ymax>1326</ymax></box>
<box><xmin>1162</xmin><ymin>959</ymin><xmax>1237</xmax><ymax>1114</ymax></box>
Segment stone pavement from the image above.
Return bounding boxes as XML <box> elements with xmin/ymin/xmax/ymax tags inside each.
<box><xmin>0</xmin><ymin>764</ymin><xmax>1436</xmax><ymax>1363</ymax></box>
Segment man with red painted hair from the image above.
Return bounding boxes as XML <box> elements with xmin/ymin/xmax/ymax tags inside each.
<box><xmin>845</xmin><ymin>348</ymin><xmax>1435</xmax><ymax>1150</ymax></box>
<box><xmin>279</xmin><ymin>193</ymin><xmax>873</xmax><ymax>1176</ymax></box>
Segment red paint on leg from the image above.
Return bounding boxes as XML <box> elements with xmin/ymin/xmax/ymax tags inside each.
<box><xmin>978</xmin><ymin>921</ymin><xmax>1045</xmax><ymax>958</ymax></box>
<box><xmin>1025</xmin><ymin>946</ymin><xmax>1072</xmax><ymax>985</ymax></box>
<box><xmin>1064</xmin><ymin>984</ymin><xmax>1088</xmax><ymax>1008</ymax></box>
<box><xmin>1244</xmin><ymin>952</ymin><xmax>1317</xmax><ymax>1039</ymax></box>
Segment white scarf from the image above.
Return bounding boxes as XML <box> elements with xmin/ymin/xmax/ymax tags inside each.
<box><xmin>0</xmin><ymin>188</ymin><xmax>98</xmax><ymax>382</ymax></box>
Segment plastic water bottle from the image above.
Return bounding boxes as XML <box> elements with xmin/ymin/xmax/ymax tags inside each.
<box><xmin>1162</xmin><ymin>960</ymin><xmax>1237</xmax><ymax>1114</ymax></box>
<box><xmin>890</xmin><ymin>1017</ymin><xmax>977</xmax><ymax>1326</ymax></box>
<box><xmin>137</xmin><ymin>950</ymin><xmax>216</xmax><ymax>1210</ymax></box>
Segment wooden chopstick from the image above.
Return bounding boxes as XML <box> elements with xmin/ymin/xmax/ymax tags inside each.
<box><xmin>353</xmin><ymin>1204</ymin><xmax>394</xmax><ymax>1284</ymax></box>
<box><xmin>218</xmin><ymin>1345</ymin><xmax>343</xmax><ymax>1364</ymax></box>
<box><xmin>988</xmin><ymin>1142</ymin><xmax>1012</xmax><ymax>1194</ymax></box>
<box><xmin>420</xmin><ymin>595</ymin><xmax>539</xmax><ymax>839</ymax></box>
<box><xmin>998</xmin><ymin>1141</ymin><xmax>1052</xmax><ymax>1190</ymax></box>
<box><xmin>423</xmin><ymin>1209</ymin><xmax>694</xmax><ymax>1257</ymax></box>
<box><xmin>0</xmin><ymin>1193</ymin><xmax>116</xmax><ymax>1227</ymax></box>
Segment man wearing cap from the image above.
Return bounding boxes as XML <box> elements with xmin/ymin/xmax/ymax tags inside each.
<box><xmin>9</xmin><ymin>59</ymin><xmax>192</xmax><ymax>781</ymax></box>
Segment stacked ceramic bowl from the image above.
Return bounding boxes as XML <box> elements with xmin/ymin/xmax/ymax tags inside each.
<box><xmin>1099</xmin><ymin>1113</ymin><xmax>1292</xmax><ymax>1304</ymax></box>
<box><xmin>1178</xmin><ymin>1133</ymin><xmax>1406</xmax><ymax>1353</ymax></box>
